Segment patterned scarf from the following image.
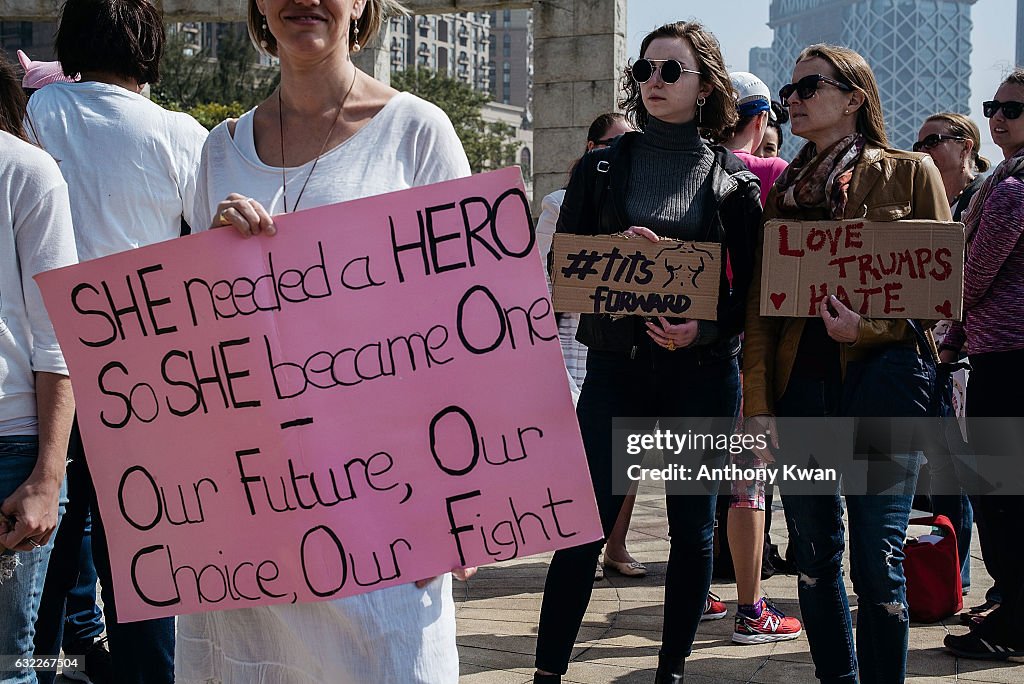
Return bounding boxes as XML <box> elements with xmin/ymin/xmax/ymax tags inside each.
<box><xmin>961</xmin><ymin>145</ymin><xmax>1024</xmax><ymax>241</ymax></box>
<box><xmin>775</xmin><ymin>134</ymin><xmax>866</xmax><ymax>220</ymax></box>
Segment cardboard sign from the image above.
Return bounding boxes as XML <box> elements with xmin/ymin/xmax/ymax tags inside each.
<box><xmin>550</xmin><ymin>234</ymin><xmax>721</xmax><ymax>320</ymax></box>
<box><xmin>35</xmin><ymin>167</ymin><xmax>601</xmax><ymax>622</ymax></box>
<box><xmin>759</xmin><ymin>219</ymin><xmax>964</xmax><ymax>319</ymax></box>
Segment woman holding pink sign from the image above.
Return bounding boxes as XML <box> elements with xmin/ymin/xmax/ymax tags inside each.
<box><xmin>179</xmin><ymin>0</ymin><xmax>472</xmax><ymax>682</ymax></box>
<box><xmin>742</xmin><ymin>44</ymin><xmax>949</xmax><ymax>683</ymax></box>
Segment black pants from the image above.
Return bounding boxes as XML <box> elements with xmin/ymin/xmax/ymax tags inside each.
<box><xmin>966</xmin><ymin>350</ymin><xmax>1024</xmax><ymax>640</ymax></box>
<box><xmin>534</xmin><ymin>347</ymin><xmax>740</xmax><ymax>674</ymax></box>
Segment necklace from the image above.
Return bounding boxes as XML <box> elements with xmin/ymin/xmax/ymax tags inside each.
<box><xmin>277</xmin><ymin>69</ymin><xmax>358</xmax><ymax>213</ymax></box>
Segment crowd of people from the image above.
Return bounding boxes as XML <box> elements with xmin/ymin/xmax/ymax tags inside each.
<box><xmin>1</xmin><ymin>1</ymin><xmax>1023</xmax><ymax>683</ymax></box>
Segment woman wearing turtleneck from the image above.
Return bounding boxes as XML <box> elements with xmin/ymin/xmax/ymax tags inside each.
<box><xmin>743</xmin><ymin>45</ymin><xmax>949</xmax><ymax>683</ymax></box>
<box><xmin>532</xmin><ymin>22</ymin><xmax>763</xmax><ymax>684</ymax></box>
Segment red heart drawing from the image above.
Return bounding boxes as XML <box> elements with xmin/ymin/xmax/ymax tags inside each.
<box><xmin>770</xmin><ymin>292</ymin><xmax>787</xmax><ymax>310</ymax></box>
<box><xmin>935</xmin><ymin>300</ymin><xmax>952</xmax><ymax>318</ymax></box>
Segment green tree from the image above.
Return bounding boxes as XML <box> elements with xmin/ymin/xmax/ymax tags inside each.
<box><xmin>152</xmin><ymin>25</ymin><xmax>278</xmax><ymax>128</ymax></box>
<box><xmin>392</xmin><ymin>68</ymin><xmax>519</xmax><ymax>174</ymax></box>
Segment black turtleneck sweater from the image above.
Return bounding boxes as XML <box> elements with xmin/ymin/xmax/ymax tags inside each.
<box><xmin>625</xmin><ymin>117</ymin><xmax>713</xmax><ymax>239</ymax></box>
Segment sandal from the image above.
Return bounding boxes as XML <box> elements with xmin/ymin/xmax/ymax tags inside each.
<box><xmin>602</xmin><ymin>553</ymin><xmax>647</xmax><ymax>577</ymax></box>
<box><xmin>959</xmin><ymin>599</ymin><xmax>1000</xmax><ymax>625</ymax></box>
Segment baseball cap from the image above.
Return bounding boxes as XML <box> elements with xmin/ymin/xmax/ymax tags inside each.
<box><xmin>730</xmin><ymin>71</ymin><xmax>771</xmax><ymax>117</ymax></box>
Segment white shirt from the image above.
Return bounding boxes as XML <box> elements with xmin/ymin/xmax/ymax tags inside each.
<box><xmin>0</xmin><ymin>131</ymin><xmax>78</xmax><ymax>435</ymax></box>
<box><xmin>178</xmin><ymin>91</ymin><xmax>469</xmax><ymax>684</ymax></box>
<box><xmin>26</xmin><ymin>81</ymin><xmax>208</xmax><ymax>262</ymax></box>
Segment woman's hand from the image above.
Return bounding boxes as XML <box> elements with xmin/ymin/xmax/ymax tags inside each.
<box><xmin>624</xmin><ymin>226</ymin><xmax>660</xmax><ymax>243</ymax></box>
<box><xmin>212</xmin><ymin>193</ymin><xmax>276</xmax><ymax>237</ymax></box>
<box><xmin>819</xmin><ymin>295</ymin><xmax>860</xmax><ymax>343</ymax></box>
<box><xmin>414</xmin><ymin>566</ymin><xmax>478</xmax><ymax>588</ymax></box>
<box><xmin>744</xmin><ymin>414</ymin><xmax>779</xmax><ymax>465</ymax></box>
<box><xmin>646</xmin><ymin>316</ymin><xmax>698</xmax><ymax>351</ymax></box>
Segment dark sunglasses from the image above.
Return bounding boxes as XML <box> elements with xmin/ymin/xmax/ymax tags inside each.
<box><xmin>983</xmin><ymin>100</ymin><xmax>1024</xmax><ymax>120</ymax></box>
<box><xmin>629</xmin><ymin>58</ymin><xmax>701</xmax><ymax>85</ymax></box>
<box><xmin>912</xmin><ymin>134</ymin><xmax>966</xmax><ymax>152</ymax></box>
<box><xmin>779</xmin><ymin>74</ymin><xmax>853</xmax><ymax>107</ymax></box>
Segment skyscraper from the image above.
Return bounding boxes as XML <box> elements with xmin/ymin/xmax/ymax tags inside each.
<box><xmin>750</xmin><ymin>0</ymin><xmax>977</xmax><ymax>154</ymax></box>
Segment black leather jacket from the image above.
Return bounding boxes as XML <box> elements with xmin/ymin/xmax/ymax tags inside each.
<box><xmin>555</xmin><ymin>131</ymin><xmax>763</xmax><ymax>358</ymax></box>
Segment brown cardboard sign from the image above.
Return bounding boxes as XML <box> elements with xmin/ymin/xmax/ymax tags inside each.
<box><xmin>550</xmin><ymin>233</ymin><xmax>721</xmax><ymax>320</ymax></box>
<box><xmin>759</xmin><ymin>219</ymin><xmax>964</xmax><ymax>319</ymax></box>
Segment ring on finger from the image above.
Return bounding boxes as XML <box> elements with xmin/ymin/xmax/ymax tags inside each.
<box><xmin>667</xmin><ymin>340</ymin><xmax>676</xmax><ymax>351</ymax></box>
<box><xmin>28</xmin><ymin>538</ymin><xmax>42</xmax><ymax>548</ymax></box>
<box><xmin>217</xmin><ymin>208</ymin><xmax>232</xmax><ymax>226</ymax></box>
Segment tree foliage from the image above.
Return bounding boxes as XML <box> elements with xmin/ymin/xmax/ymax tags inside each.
<box><xmin>392</xmin><ymin>68</ymin><xmax>519</xmax><ymax>174</ymax></box>
<box><xmin>152</xmin><ymin>25</ymin><xmax>278</xmax><ymax>128</ymax></box>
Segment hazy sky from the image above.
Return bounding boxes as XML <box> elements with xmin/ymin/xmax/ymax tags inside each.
<box><xmin>627</xmin><ymin>0</ymin><xmax>1016</xmax><ymax>162</ymax></box>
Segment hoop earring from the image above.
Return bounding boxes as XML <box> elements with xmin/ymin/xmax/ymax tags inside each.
<box><xmin>696</xmin><ymin>96</ymin><xmax>706</xmax><ymax>125</ymax></box>
<box><xmin>351</xmin><ymin>19</ymin><xmax>361</xmax><ymax>52</ymax></box>
<box><xmin>260</xmin><ymin>16</ymin><xmax>268</xmax><ymax>49</ymax></box>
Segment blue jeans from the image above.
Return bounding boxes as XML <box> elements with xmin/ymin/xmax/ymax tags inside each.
<box><xmin>34</xmin><ymin>449</ymin><xmax>103</xmax><ymax>684</ymax></box>
<box><xmin>536</xmin><ymin>344</ymin><xmax>740</xmax><ymax>674</ymax></box>
<box><xmin>0</xmin><ymin>437</ymin><xmax>64</xmax><ymax>684</ymax></box>
<box><xmin>777</xmin><ymin>375</ymin><xmax>918</xmax><ymax>683</ymax></box>
<box><xmin>67</xmin><ymin>420</ymin><xmax>175</xmax><ymax>684</ymax></box>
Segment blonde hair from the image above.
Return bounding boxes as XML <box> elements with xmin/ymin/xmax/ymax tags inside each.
<box><xmin>248</xmin><ymin>0</ymin><xmax>408</xmax><ymax>58</ymax></box>
<box><xmin>923</xmin><ymin>112</ymin><xmax>991</xmax><ymax>173</ymax></box>
<box><xmin>796</xmin><ymin>44</ymin><xmax>888</xmax><ymax>148</ymax></box>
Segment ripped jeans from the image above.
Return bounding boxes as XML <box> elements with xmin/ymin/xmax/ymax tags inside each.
<box><xmin>776</xmin><ymin>375</ymin><xmax>918</xmax><ymax>683</ymax></box>
<box><xmin>782</xmin><ymin>494</ymin><xmax>915</xmax><ymax>683</ymax></box>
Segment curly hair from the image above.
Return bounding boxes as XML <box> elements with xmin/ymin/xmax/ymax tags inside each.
<box><xmin>618</xmin><ymin>21</ymin><xmax>737</xmax><ymax>142</ymax></box>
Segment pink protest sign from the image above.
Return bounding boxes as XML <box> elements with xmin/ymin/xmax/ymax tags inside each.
<box><xmin>36</xmin><ymin>167</ymin><xmax>600</xmax><ymax>622</ymax></box>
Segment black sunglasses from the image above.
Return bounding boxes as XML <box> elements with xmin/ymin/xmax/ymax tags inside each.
<box><xmin>779</xmin><ymin>74</ymin><xmax>853</xmax><ymax>107</ymax></box>
<box><xmin>629</xmin><ymin>58</ymin><xmax>701</xmax><ymax>85</ymax></box>
<box><xmin>983</xmin><ymin>100</ymin><xmax>1024</xmax><ymax>120</ymax></box>
<box><xmin>912</xmin><ymin>134</ymin><xmax>966</xmax><ymax>152</ymax></box>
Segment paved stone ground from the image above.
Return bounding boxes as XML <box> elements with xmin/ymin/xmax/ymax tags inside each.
<box><xmin>455</xmin><ymin>484</ymin><xmax>1024</xmax><ymax>683</ymax></box>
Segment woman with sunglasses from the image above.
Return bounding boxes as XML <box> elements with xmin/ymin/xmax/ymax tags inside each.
<box><xmin>743</xmin><ymin>44</ymin><xmax>949</xmax><ymax>683</ymax></box>
<box><xmin>939</xmin><ymin>69</ymin><xmax>1024</xmax><ymax>662</ymax></box>
<box><xmin>916</xmin><ymin>113</ymin><xmax>990</xmax><ymax>223</ymax></box>
<box><xmin>532</xmin><ymin>21</ymin><xmax>762</xmax><ymax>684</ymax></box>
<box><xmin>914</xmin><ymin>112</ymin><xmax>991</xmax><ymax>615</ymax></box>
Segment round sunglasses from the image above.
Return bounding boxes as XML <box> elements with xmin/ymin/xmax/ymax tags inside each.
<box><xmin>912</xmin><ymin>134</ymin><xmax>966</xmax><ymax>152</ymax></box>
<box><xmin>983</xmin><ymin>100</ymin><xmax>1024</xmax><ymax>120</ymax></box>
<box><xmin>779</xmin><ymin>74</ymin><xmax>853</xmax><ymax>107</ymax></box>
<box><xmin>629</xmin><ymin>58</ymin><xmax>701</xmax><ymax>85</ymax></box>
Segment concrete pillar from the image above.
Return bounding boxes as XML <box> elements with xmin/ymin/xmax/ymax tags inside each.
<box><xmin>531</xmin><ymin>0</ymin><xmax>626</xmax><ymax>213</ymax></box>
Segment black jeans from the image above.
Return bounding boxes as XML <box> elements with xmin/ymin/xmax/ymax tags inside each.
<box><xmin>534</xmin><ymin>345</ymin><xmax>740</xmax><ymax>674</ymax></box>
<box><xmin>965</xmin><ymin>350</ymin><xmax>1024</xmax><ymax>640</ymax></box>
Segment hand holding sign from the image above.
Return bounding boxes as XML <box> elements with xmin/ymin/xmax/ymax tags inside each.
<box><xmin>645</xmin><ymin>316</ymin><xmax>698</xmax><ymax>350</ymax></box>
<box><xmin>819</xmin><ymin>295</ymin><xmax>861</xmax><ymax>343</ymax></box>
<box><xmin>213</xmin><ymin>193</ymin><xmax>277</xmax><ymax>237</ymax></box>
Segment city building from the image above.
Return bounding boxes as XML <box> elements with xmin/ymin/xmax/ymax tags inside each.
<box><xmin>1</xmin><ymin>20</ymin><xmax>56</xmax><ymax>62</ymax></box>
<box><xmin>750</xmin><ymin>0</ymin><xmax>977</xmax><ymax>154</ymax></box>
<box><xmin>388</xmin><ymin>12</ymin><xmax>492</xmax><ymax>95</ymax></box>
<box><xmin>488</xmin><ymin>8</ymin><xmax>532</xmax><ymax>110</ymax></box>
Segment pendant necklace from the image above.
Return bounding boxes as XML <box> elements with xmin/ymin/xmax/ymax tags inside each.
<box><xmin>278</xmin><ymin>68</ymin><xmax>358</xmax><ymax>213</ymax></box>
